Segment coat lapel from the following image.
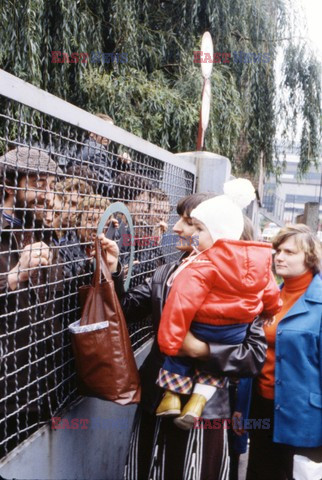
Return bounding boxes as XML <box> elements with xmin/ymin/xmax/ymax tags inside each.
<box><xmin>280</xmin><ymin>275</ymin><xmax>322</xmax><ymax>322</ymax></box>
<box><xmin>281</xmin><ymin>296</ymin><xmax>309</xmax><ymax>322</ymax></box>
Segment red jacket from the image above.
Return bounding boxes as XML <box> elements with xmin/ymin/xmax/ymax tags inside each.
<box><xmin>158</xmin><ymin>239</ymin><xmax>282</xmax><ymax>356</ymax></box>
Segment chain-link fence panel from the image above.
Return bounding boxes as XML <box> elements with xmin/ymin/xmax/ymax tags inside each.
<box><xmin>0</xmin><ymin>70</ymin><xmax>195</xmax><ymax>457</ymax></box>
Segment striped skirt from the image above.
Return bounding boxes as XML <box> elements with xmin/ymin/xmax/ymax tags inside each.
<box><xmin>124</xmin><ymin>407</ymin><xmax>230</xmax><ymax>480</ymax></box>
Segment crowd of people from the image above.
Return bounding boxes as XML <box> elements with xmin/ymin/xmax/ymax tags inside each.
<box><xmin>0</xmin><ymin>142</ymin><xmax>171</xmax><ymax>457</ymax></box>
<box><xmin>0</xmin><ymin>138</ymin><xmax>321</xmax><ymax>480</ymax></box>
<box><xmin>103</xmin><ymin>183</ymin><xmax>322</xmax><ymax>479</ymax></box>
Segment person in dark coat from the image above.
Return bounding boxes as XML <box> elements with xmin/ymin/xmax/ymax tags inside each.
<box><xmin>0</xmin><ymin>147</ymin><xmax>63</xmax><ymax>457</ymax></box>
<box><xmin>71</xmin><ymin>113</ymin><xmax>131</xmax><ymax>196</ymax></box>
<box><xmin>98</xmin><ymin>192</ymin><xmax>268</xmax><ymax>480</ymax></box>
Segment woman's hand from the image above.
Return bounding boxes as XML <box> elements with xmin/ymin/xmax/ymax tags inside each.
<box><xmin>97</xmin><ymin>234</ymin><xmax>119</xmax><ymax>273</ymax></box>
<box><xmin>177</xmin><ymin>331</ymin><xmax>210</xmax><ymax>359</ymax></box>
<box><xmin>123</xmin><ymin>260</ymin><xmax>140</xmax><ymax>277</ymax></box>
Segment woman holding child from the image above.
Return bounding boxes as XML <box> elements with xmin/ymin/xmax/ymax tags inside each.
<box><xmin>101</xmin><ymin>180</ymin><xmax>279</xmax><ymax>479</ymax></box>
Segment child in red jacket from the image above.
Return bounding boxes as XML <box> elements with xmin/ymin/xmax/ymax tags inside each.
<box><xmin>156</xmin><ymin>179</ymin><xmax>282</xmax><ymax>429</ymax></box>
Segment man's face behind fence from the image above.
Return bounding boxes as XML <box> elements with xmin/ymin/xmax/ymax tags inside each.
<box><xmin>15</xmin><ymin>174</ymin><xmax>56</xmax><ymax>222</ymax></box>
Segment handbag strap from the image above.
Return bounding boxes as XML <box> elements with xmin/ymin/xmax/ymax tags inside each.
<box><xmin>94</xmin><ymin>238</ymin><xmax>112</xmax><ymax>285</ymax></box>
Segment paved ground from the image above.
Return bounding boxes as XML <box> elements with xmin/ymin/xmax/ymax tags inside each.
<box><xmin>239</xmin><ymin>451</ymin><xmax>249</xmax><ymax>480</ymax></box>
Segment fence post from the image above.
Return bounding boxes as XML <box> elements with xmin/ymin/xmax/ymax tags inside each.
<box><xmin>175</xmin><ymin>151</ymin><xmax>231</xmax><ymax>193</ymax></box>
<box><xmin>302</xmin><ymin>202</ymin><xmax>319</xmax><ymax>232</ymax></box>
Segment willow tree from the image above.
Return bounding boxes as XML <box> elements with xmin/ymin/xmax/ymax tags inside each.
<box><xmin>0</xmin><ymin>0</ymin><xmax>320</xmax><ymax>176</ymax></box>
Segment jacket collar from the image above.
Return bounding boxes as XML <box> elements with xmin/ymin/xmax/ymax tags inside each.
<box><xmin>280</xmin><ymin>274</ymin><xmax>322</xmax><ymax>321</ymax></box>
<box><xmin>0</xmin><ymin>212</ymin><xmax>15</xmax><ymax>230</ymax></box>
<box><xmin>304</xmin><ymin>273</ymin><xmax>322</xmax><ymax>303</ymax></box>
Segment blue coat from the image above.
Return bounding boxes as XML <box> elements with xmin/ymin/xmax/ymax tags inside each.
<box><xmin>274</xmin><ymin>273</ymin><xmax>322</xmax><ymax>447</ymax></box>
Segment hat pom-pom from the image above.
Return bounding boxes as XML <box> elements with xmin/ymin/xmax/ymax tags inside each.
<box><xmin>223</xmin><ymin>178</ymin><xmax>256</xmax><ymax>209</ymax></box>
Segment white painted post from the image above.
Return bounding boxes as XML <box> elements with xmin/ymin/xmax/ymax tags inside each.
<box><xmin>175</xmin><ymin>151</ymin><xmax>231</xmax><ymax>194</ymax></box>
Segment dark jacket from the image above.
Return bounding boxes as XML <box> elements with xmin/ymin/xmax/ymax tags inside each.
<box><xmin>75</xmin><ymin>139</ymin><xmax>130</xmax><ymax>196</ymax></box>
<box><xmin>113</xmin><ymin>257</ymin><xmax>267</xmax><ymax>419</ymax></box>
<box><xmin>78</xmin><ymin>138</ymin><xmax>113</xmax><ymax>196</ymax></box>
<box><xmin>0</xmin><ymin>214</ymin><xmax>63</xmax><ymax>421</ymax></box>
<box><xmin>116</xmin><ymin>220</ymin><xmax>165</xmax><ymax>288</ymax></box>
<box><xmin>53</xmin><ymin>230</ymin><xmax>92</xmax><ymax>326</ymax></box>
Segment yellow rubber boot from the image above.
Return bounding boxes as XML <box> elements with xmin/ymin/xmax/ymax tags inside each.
<box><xmin>155</xmin><ymin>391</ymin><xmax>181</xmax><ymax>417</ymax></box>
<box><xmin>174</xmin><ymin>393</ymin><xmax>207</xmax><ymax>430</ymax></box>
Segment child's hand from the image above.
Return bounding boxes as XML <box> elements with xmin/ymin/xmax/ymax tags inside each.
<box><xmin>259</xmin><ymin>313</ymin><xmax>275</xmax><ymax>326</ymax></box>
<box><xmin>232</xmin><ymin>411</ymin><xmax>245</xmax><ymax>436</ymax></box>
<box><xmin>178</xmin><ymin>331</ymin><xmax>210</xmax><ymax>359</ymax></box>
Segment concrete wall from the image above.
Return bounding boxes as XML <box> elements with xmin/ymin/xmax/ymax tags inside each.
<box><xmin>0</xmin><ymin>340</ymin><xmax>153</xmax><ymax>480</ymax></box>
<box><xmin>175</xmin><ymin>152</ymin><xmax>231</xmax><ymax>193</ymax></box>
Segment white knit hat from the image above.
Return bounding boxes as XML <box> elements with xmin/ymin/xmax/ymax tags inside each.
<box><xmin>190</xmin><ymin>178</ymin><xmax>256</xmax><ymax>243</ymax></box>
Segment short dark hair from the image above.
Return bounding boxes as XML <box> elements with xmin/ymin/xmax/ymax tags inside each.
<box><xmin>2</xmin><ymin>170</ymin><xmax>25</xmax><ymax>187</ymax></box>
<box><xmin>112</xmin><ymin>173</ymin><xmax>154</xmax><ymax>202</ymax></box>
<box><xmin>150</xmin><ymin>188</ymin><xmax>169</xmax><ymax>203</ymax></box>
<box><xmin>0</xmin><ymin>170</ymin><xmax>26</xmax><ymax>201</ymax></box>
<box><xmin>176</xmin><ymin>192</ymin><xmax>215</xmax><ymax>217</ymax></box>
<box><xmin>66</xmin><ymin>164</ymin><xmax>99</xmax><ymax>192</ymax></box>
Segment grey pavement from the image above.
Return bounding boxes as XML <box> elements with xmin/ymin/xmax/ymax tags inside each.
<box><xmin>239</xmin><ymin>450</ymin><xmax>249</xmax><ymax>480</ymax></box>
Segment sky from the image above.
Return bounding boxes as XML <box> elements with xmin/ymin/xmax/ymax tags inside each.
<box><xmin>300</xmin><ymin>0</ymin><xmax>322</xmax><ymax>59</ymax></box>
<box><xmin>274</xmin><ymin>0</ymin><xmax>321</xmax><ymax>145</ymax></box>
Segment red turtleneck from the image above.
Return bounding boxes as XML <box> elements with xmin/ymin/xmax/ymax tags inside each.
<box><xmin>257</xmin><ymin>269</ymin><xmax>313</xmax><ymax>399</ymax></box>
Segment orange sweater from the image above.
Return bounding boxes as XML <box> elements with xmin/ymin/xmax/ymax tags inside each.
<box><xmin>257</xmin><ymin>270</ymin><xmax>313</xmax><ymax>399</ymax></box>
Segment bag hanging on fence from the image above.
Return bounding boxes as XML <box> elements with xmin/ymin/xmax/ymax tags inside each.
<box><xmin>68</xmin><ymin>238</ymin><xmax>141</xmax><ymax>405</ymax></box>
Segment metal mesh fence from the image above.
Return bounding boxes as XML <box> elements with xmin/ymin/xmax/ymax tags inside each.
<box><xmin>0</xmin><ymin>89</ymin><xmax>195</xmax><ymax>457</ymax></box>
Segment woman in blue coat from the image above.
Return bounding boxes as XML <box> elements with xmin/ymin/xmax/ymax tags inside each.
<box><xmin>246</xmin><ymin>224</ymin><xmax>322</xmax><ymax>480</ymax></box>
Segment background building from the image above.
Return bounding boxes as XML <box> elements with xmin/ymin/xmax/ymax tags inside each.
<box><xmin>263</xmin><ymin>147</ymin><xmax>322</xmax><ymax>234</ymax></box>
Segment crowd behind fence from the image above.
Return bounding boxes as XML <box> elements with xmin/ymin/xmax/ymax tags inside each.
<box><xmin>0</xmin><ymin>72</ymin><xmax>195</xmax><ymax>458</ymax></box>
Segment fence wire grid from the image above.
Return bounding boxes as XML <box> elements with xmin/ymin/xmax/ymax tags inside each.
<box><xmin>0</xmin><ymin>93</ymin><xmax>195</xmax><ymax>457</ymax></box>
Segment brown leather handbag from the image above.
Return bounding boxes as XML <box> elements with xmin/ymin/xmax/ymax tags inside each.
<box><xmin>69</xmin><ymin>239</ymin><xmax>141</xmax><ymax>405</ymax></box>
